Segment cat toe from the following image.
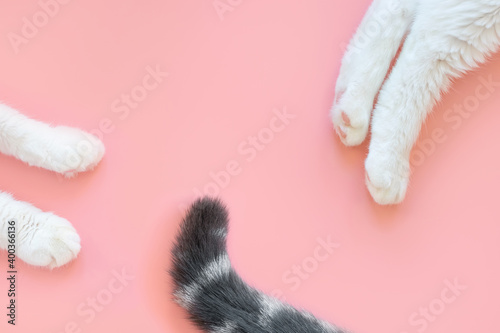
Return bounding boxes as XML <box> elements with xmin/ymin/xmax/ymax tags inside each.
<box><xmin>16</xmin><ymin>214</ymin><xmax>81</xmax><ymax>268</ymax></box>
<box><xmin>365</xmin><ymin>151</ymin><xmax>410</xmax><ymax>205</ymax></box>
<box><xmin>72</xmin><ymin>132</ymin><xmax>105</xmax><ymax>173</ymax></box>
<box><xmin>52</xmin><ymin>126</ymin><xmax>105</xmax><ymax>176</ymax></box>
<box><xmin>331</xmin><ymin>99</ymin><xmax>371</xmax><ymax>146</ymax></box>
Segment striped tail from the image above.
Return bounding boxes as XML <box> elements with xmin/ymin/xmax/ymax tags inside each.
<box><xmin>170</xmin><ymin>197</ymin><xmax>349</xmax><ymax>333</ymax></box>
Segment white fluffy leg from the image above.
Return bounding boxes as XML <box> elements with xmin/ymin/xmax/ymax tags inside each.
<box><xmin>332</xmin><ymin>0</ymin><xmax>416</xmax><ymax>146</ymax></box>
<box><xmin>365</xmin><ymin>31</ymin><xmax>454</xmax><ymax>204</ymax></box>
<box><xmin>0</xmin><ymin>192</ymin><xmax>80</xmax><ymax>268</ymax></box>
<box><xmin>365</xmin><ymin>35</ymin><xmax>447</xmax><ymax>204</ymax></box>
<box><xmin>365</xmin><ymin>0</ymin><xmax>500</xmax><ymax>204</ymax></box>
<box><xmin>0</xmin><ymin>103</ymin><xmax>105</xmax><ymax>177</ymax></box>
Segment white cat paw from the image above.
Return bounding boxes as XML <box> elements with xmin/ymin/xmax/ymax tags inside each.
<box><xmin>16</xmin><ymin>213</ymin><xmax>81</xmax><ymax>268</ymax></box>
<box><xmin>33</xmin><ymin>126</ymin><xmax>105</xmax><ymax>177</ymax></box>
<box><xmin>365</xmin><ymin>150</ymin><xmax>410</xmax><ymax>205</ymax></box>
<box><xmin>331</xmin><ymin>89</ymin><xmax>372</xmax><ymax>146</ymax></box>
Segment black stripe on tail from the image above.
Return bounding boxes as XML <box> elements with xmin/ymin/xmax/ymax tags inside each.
<box><xmin>170</xmin><ymin>197</ymin><xmax>348</xmax><ymax>333</ymax></box>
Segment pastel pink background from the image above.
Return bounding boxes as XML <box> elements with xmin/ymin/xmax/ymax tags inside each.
<box><xmin>0</xmin><ymin>1</ymin><xmax>499</xmax><ymax>332</ymax></box>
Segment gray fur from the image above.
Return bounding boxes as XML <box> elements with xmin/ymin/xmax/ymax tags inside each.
<box><xmin>170</xmin><ymin>197</ymin><xmax>350</xmax><ymax>333</ymax></box>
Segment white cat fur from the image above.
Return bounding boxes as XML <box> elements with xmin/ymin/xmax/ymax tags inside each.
<box><xmin>0</xmin><ymin>103</ymin><xmax>104</xmax><ymax>268</ymax></box>
<box><xmin>332</xmin><ymin>0</ymin><xmax>500</xmax><ymax>204</ymax></box>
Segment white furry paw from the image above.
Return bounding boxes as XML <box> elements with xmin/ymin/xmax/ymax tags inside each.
<box><xmin>16</xmin><ymin>212</ymin><xmax>81</xmax><ymax>268</ymax></box>
<box><xmin>25</xmin><ymin>126</ymin><xmax>105</xmax><ymax>177</ymax></box>
<box><xmin>331</xmin><ymin>89</ymin><xmax>372</xmax><ymax>146</ymax></box>
<box><xmin>365</xmin><ymin>150</ymin><xmax>410</xmax><ymax>205</ymax></box>
<box><xmin>52</xmin><ymin>126</ymin><xmax>105</xmax><ymax>177</ymax></box>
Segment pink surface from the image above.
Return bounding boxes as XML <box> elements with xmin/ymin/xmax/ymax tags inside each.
<box><xmin>1</xmin><ymin>1</ymin><xmax>499</xmax><ymax>332</ymax></box>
